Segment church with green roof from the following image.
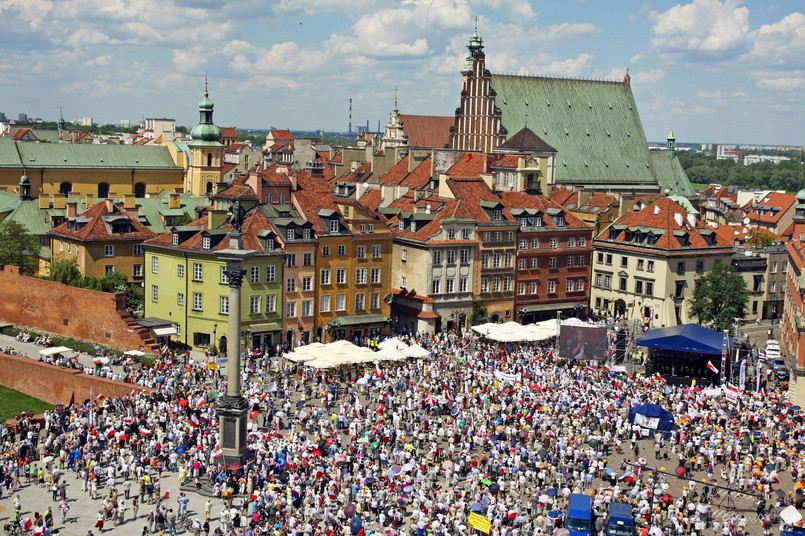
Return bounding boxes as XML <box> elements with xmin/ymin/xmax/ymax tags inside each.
<box><xmin>449</xmin><ymin>26</ymin><xmax>694</xmax><ymax>197</ymax></box>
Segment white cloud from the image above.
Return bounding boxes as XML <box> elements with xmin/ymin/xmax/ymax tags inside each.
<box><xmin>757</xmin><ymin>77</ymin><xmax>804</xmax><ymax>90</ymax></box>
<box><xmin>273</xmin><ymin>0</ymin><xmax>379</xmax><ymax>16</ymax></box>
<box><xmin>85</xmin><ymin>54</ymin><xmax>113</xmax><ymax>67</ymax></box>
<box><xmin>746</xmin><ymin>12</ymin><xmax>805</xmax><ymax>67</ymax></box>
<box><xmin>536</xmin><ymin>54</ymin><xmax>595</xmax><ymax>77</ymax></box>
<box><xmin>649</xmin><ymin>0</ymin><xmax>750</xmax><ymax>57</ymax></box>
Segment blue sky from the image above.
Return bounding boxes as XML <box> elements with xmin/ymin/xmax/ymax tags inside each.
<box><xmin>1</xmin><ymin>0</ymin><xmax>803</xmax><ymax>145</ymax></box>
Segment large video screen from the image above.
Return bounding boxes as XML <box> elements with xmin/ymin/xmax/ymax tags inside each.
<box><xmin>558</xmin><ymin>325</ymin><xmax>608</xmax><ymax>361</ymax></box>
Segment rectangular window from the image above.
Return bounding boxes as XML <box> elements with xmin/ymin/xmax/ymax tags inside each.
<box><xmin>267</xmin><ymin>193</ymin><xmax>273</xmax><ymax>204</ymax></box>
<box><xmin>132</xmin><ymin>244</ymin><xmax>143</xmax><ymax>255</ymax></box>
<box><xmin>432</xmin><ymin>279</ymin><xmax>441</xmax><ymax>294</ymax></box>
<box><xmin>531</xmin><ymin>239</ymin><xmax>539</xmax><ymax>248</ymax></box>
<box><xmin>506</xmin><ymin>231</ymin><xmax>513</xmax><ymax>241</ymax></box>
<box><xmin>645</xmin><ymin>281</ymin><xmax>654</xmax><ymax>296</ymax></box>
<box><xmin>448</xmin><ymin>228</ymin><xmax>457</xmax><ymax>239</ymax></box>
<box><xmin>459</xmin><ymin>277</ymin><xmax>468</xmax><ymax>293</ymax></box>
<box><xmin>576</xmin><ymin>280</ymin><xmax>584</xmax><ymax>291</ymax></box>
<box><xmin>59</xmin><ymin>240</ymin><xmax>63</xmax><ymax>252</ymax></box>
<box><xmin>219</xmin><ymin>266</ymin><xmax>228</xmax><ymax>284</ymax></box>
<box><xmin>620</xmin><ymin>277</ymin><xmax>627</xmax><ymax>291</ymax></box>
<box><xmin>75</xmin><ymin>244</ymin><xmax>79</xmax><ymax>255</ymax></box>
<box><xmin>301</xmin><ymin>301</ymin><xmax>313</xmax><ymax>317</ymax></box>
<box><xmin>770</xmin><ymin>281</ymin><xmax>776</xmax><ymax>293</ymax></box>
<box><xmin>492</xmin><ymin>277</ymin><xmax>500</xmax><ymax>292</ymax></box>
<box><xmin>480</xmin><ymin>278</ymin><xmax>489</xmax><ymax>293</ymax></box>
<box><xmin>647</xmin><ymin>260</ymin><xmax>655</xmax><ymax>272</ymax></box>
<box><xmin>371</xmin><ymin>267</ymin><xmax>380</xmax><ymax>284</ymax></box>
<box><xmin>356</xmin><ymin>268</ymin><xmax>367</xmax><ymax>284</ymax></box>
<box><xmin>302</xmin><ymin>276</ymin><xmax>312</xmax><ymax>291</ymax></box>
<box><xmin>568</xmin><ymin>238</ymin><xmax>575</xmax><ymax>248</ymax></box>
<box><xmin>321</xmin><ymin>269</ymin><xmax>331</xmax><ymax>285</ymax></box>
<box><xmin>567</xmin><ymin>256</ymin><xmax>574</xmax><ymax>268</ymax></box>
<box><xmin>287</xmin><ymin>254</ymin><xmax>297</xmax><ymax>267</ymax></box>
<box><xmin>676</xmin><ymin>261</ymin><xmax>685</xmax><ymax>275</ymax></box>
<box><xmin>152</xmin><ymin>256</ymin><xmax>159</xmax><ymax>274</ymax></box>
<box><xmin>338</xmin><ymin>244</ymin><xmax>346</xmax><ymax>256</ymax></box>
<box><xmin>531</xmin><ymin>258</ymin><xmax>538</xmax><ymax>269</ymax></box>
<box><xmin>604</xmin><ymin>275</ymin><xmax>612</xmax><ymax>288</ymax></box>
<box><xmin>606</xmin><ymin>254</ymin><xmax>613</xmax><ymax>265</ymax></box>
<box><xmin>579</xmin><ymin>238</ymin><xmax>586</xmax><ymax>246</ymax></box>
<box><xmin>549</xmin><ymin>239</ymin><xmax>557</xmax><ymax>249</ymax></box>
<box><xmin>519</xmin><ymin>240</ymin><xmax>527</xmax><ymax>250</ymax></box>
<box><xmin>503</xmin><ymin>277</ymin><xmax>511</xmax><ymax>292</ymax></box>
<box><xmin>400</xmin><ymin>275</ymin><xmax>407</xmax><ymax>288</ymax></box>
<box><xmin>505</xmin><ymin>252</ymin><xmax>513</xmax><ymax>267</ymax></box>
<box><xmin>370</xmin><ymin>292</ymin><xmax>380</xmax><ymax>309</ymax></box>
<box><xmin>193</xmin><ymin>332</ymin><xmax>210</xmax><ymax>347</ymax></box>
<box><xmin>401</xmin><ymin>249</ymin><xmax>407</xmax><ymax>262</ymax></box>
<box><xmin>220</xmin><ymin>296</ymin><xmax>229</xmax><ymax>314</ymax></box>
<box><xmin>357</xmin><ymin>246</ymin><xmax>366</xmax><ymax>259</ymax></box>
<box><xmin>151</xmin><ymin>285</ymin><xmax>158</xmax><ymax>302</ymax></box>
<box><xmin>529</xmin><ymin>282</ymin><xmax>537</xmax><ymax>294</ymax></box>
<box><xmin>303</xmin><ymin>252</ymin><xmax>313</xmax><ymax>266</ymax></box>
<box><xmin>621</xmin><ymin>256</ymin><xmax>628</xmax><ymax>268</ymax></box>
<box><xmin>266</xmin><ymin>239</ymin><xmax>275</xmax><ymax>251</ymax></box>
<box><xmin>446</xmin><ymin>279</ymin><xmax>455</xmax><ymax>293</ymax></box>
<box><xmin>518</xmin><ymin>283</ymin><xmax>525</xmax><ymax>295</ymax></box>
<box><xmin>462</xmin><ymin>229</ymin><xmax>471</xmax><ymax>240</ymax></box>
<box><xmin>286</xmin><ymin>278</ymin><xmax>296</xmax><ymax>292</ymax></box>
<box><xmin>266</xmin><ymin>265</ymin><xmax>275</xmax><ymax>283</ymax></box>
<box><xmin>322</xmin><ymin>245</ymin><xmax>330</xmax><ymax>257</ymax></box>
<box><xmin>202</xmin><ymin>237</ymin><xmax>210</xmax><ymax>250</ymax></box>
<box><xmin>494</xmin><ymin>232</ymin><xmax>502</xmax><ymax>242</ymax></box>
<box><xmin>493</xmin><ymin>253</ymin><xmax>501</xmax><ymax>268</ymax></box>
<box><xmin>335</xmin><ymin>294</ymin><xmax>346</xmax><ymax>311</ymax></box>
<box><xmin>329</xmin><ymin>219</ymin><xmax>339</xmax><ymax>233</ymax></box>
<box><xmin>105</xmin><ymin>245</ymin><xmax>115</xmax><ymax>257</ymax></box>
<box><xmin>278</xmin><ymin>193</ymin><xmax>286</xmax><ymax>204</ymax></box>
<box><xmin>549</xmin><ymin>257</ymin><xmax>557</xmax><ymax>268</ymax></box>
<box><xmin>447</xmin><ymin>250</ymin><xmax>456</xmax><ymax>264</ymax></box>
<box><xmin>461</xmin><ymin>249</ymin><xmax>469</xmax><ymax>264</ymax></box>
<box><xmin>597</xmin><ymin>252</ymin><xmax>604</xmax><ymax>264</ymax></box>
<box><xmin>265</xmin><ymin>294</ymin><xmax>276</xmax><ymax>313</ymax></box>
<box><xmin>286</xmin><ymin>301</ymin><xmax>296</xmax><ymax>318</ymax></box>
<box><xmin>637</xmin><ymin>259</ymin><xmax>644</xmax><ymax>270</ymax></box>
<box><xmin>286</xmin><ymin>228</ymin><xmax>295</xmax><ymax>240</ymax></box>
<box><xmin>133</xmin><ymin>264</ymin><xmax>143</xmax><ymax>278</ymax></box>
<box><xmin>481</xmin><ymin>254</ymin><xmax>489</xmax><ymax>269</ymax></box>
<box><xmin>482</xmin><ymin>232</ymin><xmax>490</xmax><ymax>242</ymax></box>
<box><xmin>696</xmin><ymin>260</ymin><xmax>704</xmax><ymax>273</ymax></box>
<box><xmin>596</xmin><ymin>274</ymin><xmax>602</xmax><ymax>286</ymax></box>
<box><xmin>250</xmin><ymin>265</ymin><xmax>260</xmax><ymax>283</ymax></box>
<box><xmin>578</xmin><ymin>256</ymin><xmax>585</xmax><ymax>267</ymax></box>
<box><xmin>336</xmin><ymin>267</ymin><xmax>347</xmax><ymax>284</ymax></box>
<box><xmin>177</xmin><ymin>292</ymin><xmax>184</xmax><ymax>306</ymax></box>
<box><xmin>192</xmin><ymin>292</ymin><xmax>202</xmax><ymax>311</ymax></box>
<box><xmin>303</xmin><ymin>228</ymin><xmax>311</xmax><ymax>239</ymax></box>
<box><xmin>433</xmin><ymin>250</ymin><xmax>442</xmax><ymax>264</ymax></box>
<box><xmin>372</xmin><ymin>245</ymin><xmax>381</xmax><ymax>258</ymax></box>
<box><xmin>519</xmin><ymin>259</ymin><xmax>526</xmax><ymax>271</ymax></box>
<box><xmin>548</xmin><ymin>280</ymin><xmax>556</xmax><ymax>293</ymax></box>
<box><xmin>567</xmin><ymin>280</ymin><xmax>574</xmax><ymax>292</ymax></box>
<box><xmin>368</xmin><ymin>224</ymin><xmax>374</xmax><ymax>233</ymax></box>
<box><xmin>635</xmin><ymin>280</ymin><xmax>644</xmax><ymax>294</ymax></box>
<box><xmin>355</xmin><ymin>293</ymin><xmax>365</xmax><ymax>311</ymax></box>
<box><xmin>193</xmin><ymin>263</ymin><xmax>203</xmax><ymax>281</ymax></box>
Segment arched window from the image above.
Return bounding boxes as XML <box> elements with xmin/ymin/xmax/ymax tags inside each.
<box><xmin>59</xmin><ymin>182</ymin><xmax>72</xmax><ymax>195</ymax></box>
<box><xmin>205</xmin><ymin>182</ymin><xmax>214</xmax><ymax>195</ymax></box>
<box><xmin>207</xmin><ymin>153</ymin><xmax>213</xmax><ymax>167</ymax></box>
<box><xmin>134</xmin><ymin>182</ymin><xmax>146</xmax><ymax>198</ymax></box>
<box><xmin>98</xmin><ymin>182</ymin><xmax>110</xmax><ymax>198</ymax></box>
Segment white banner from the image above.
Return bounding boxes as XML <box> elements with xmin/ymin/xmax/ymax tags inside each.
<box><xmin>494</xmin><ymin>371</ymin><xmax>521</xmax><ymax>384</ymax></box>
<box><xmin>739</xmin><ymin>359</ymin><xmax>747</xmax><ymax>391</ymax></box>
<box><xmin>756</xmin><ymin>361</ymin><xmax>762</xmax><ymax>393</ymax></box>
<box><xmin>633</xmin><ymin>413</ymin><xmax>660</xmax><ymax>429</ymax></box>
<box><xmin>724</xmin><ymin>383</ymin><xmax>739</xmax><ymax>403</ymax></box>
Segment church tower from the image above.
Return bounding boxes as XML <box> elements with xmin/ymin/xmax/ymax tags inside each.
<box><xmin>186</xmin><ymin>79</ymin><xmax>224</xmax><ymax>197</ymax></box>
<box><xmin>449</xmin><ymin>20</ymin><xmax>506</xmax><ymax>154</ymax></box>
<box><xmin>381</xmin><ymin>87</ymin><xmax>408</xmax><ymax>151</ymax></box>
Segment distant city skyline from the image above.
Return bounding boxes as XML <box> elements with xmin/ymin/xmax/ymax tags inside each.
<box><xmin>1</xmin><ymin>0</ymin><xmax>803</xmax><ymax>146</ymax></box>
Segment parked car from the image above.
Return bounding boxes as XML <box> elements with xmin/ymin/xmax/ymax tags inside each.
<box><xmin>770</xmin><ymin>357</ymin><xmax>789</xmax><ymax>381</ymax></box>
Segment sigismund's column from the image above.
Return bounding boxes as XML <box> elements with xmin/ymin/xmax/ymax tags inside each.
<box><xmin>215</xmin><ymin>201</ymin><xmax>255</xmax><ymax>467</ymax></box>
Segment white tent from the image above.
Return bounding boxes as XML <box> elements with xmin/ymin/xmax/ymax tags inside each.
<box><xmin>779</xmin><ymin>505</ymin><xmax>802</xmax><ymax>526</ymax></box>
<box><xmin>402</xmin><ymin>344</ymin><xmax>430</xmax><ymax>358</ymax></box>
<box><xmin>471</xmin><ymin>321</ymin><xmax>557</xmax><ymax>343</ymax></box>
<box><xmin>39</xmin><ymin>346</ymin><xmax>73</xmax><ymax>356</ymax></box>
<box><xmin>376</xmin><ymin>346</ymin><xmax>407</xmax><ymax>361</ymax></box>
<box><xmin>378</xmin><ymin>337</ymin><xmax>409</xmax><ymax>351</ymax></box>
<box><xmin>124</xmin><ymin>350</ymin><xmax>146</xmax><ymax>356</ymax></box>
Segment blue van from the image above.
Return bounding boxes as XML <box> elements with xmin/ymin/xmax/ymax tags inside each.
<box><xmin>605</xmin><ymin>502</ymin><xmax>635</xmax><ymax>536</ymax></box>
<box><xmin>566</xmin><ymin>493</ymin><xmax>593</xmax><ymax>536</ymax></box>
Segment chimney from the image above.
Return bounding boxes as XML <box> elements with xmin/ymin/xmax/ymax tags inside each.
<box><xmin>105</xmin><ymin>199</ymin><xmax>114</xmax><ymax>212</ymax></box>
<box><xmin>68</xmin><ymin>191</ymin><xmax>81</xmax><ymax>198</ymax></box>
<box><xmin>123</xmin><ymin>193</ymin><xmax>136</xmax><ymax>209</ymax></box>
<box><xmin>673</xmin><ymin>213</ymin><xmax>683</xmax><ymax>226</ymax></box>
<box><xmin>85</xmin><ymin>193</ymin><xmax>94</xmax><ymax>207</ymax></box>
<box><xmin>207</xmin><ymin>209</ymin><xmax>228</xmax><ymax>230</ymax></box>
<box><xmin>38</xmin><ymin>194</ymin><xmax>50</xmax><ymax>209</ymax></box>
<box><xmin>107</xmin><ymin>192</ymin><xmax>117</xmax><ymax>199</ymax></box>
<box><xmin>53</xmin><ymin>193</ymin><xmax>66</xmax><ymax>209</ymax></box>
<box><xmin>687</xmin><ymin>213</ymin><xmax>696</xmax><ymax>227</ymax></box>
<box><xmin>578</xmin><ymin>190</ymin><xmax>593</xmax><ymax>206</ymax></box>
<box><xmin>169</xmin><ymin>192</ymin><xmax>181</xmax><ymax>209</ymax></box>
<box><xmin>619</xmin><ymin>194</ymin><xmax>635</xmax><ymax>215</ymax></box>
<box><xmin>66</xmin><ymin>201</ymin><xmax>77</xmax><ymax>218</ymax></box>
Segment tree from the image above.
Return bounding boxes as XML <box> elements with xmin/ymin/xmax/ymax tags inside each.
<box><xmin>0</xmin><ymin>220</ymin><xmax>41</xmax><ymax>275</ymax></box>
<box><xmin>101</xmin><ymin>270</ymin><xmax>128</xmax><ymax>293</ymax></box>
<box><xmin>47</xmin><ymin>258</ymin><xmax>83</xmax><ymax>286</ymax></box>
<box><xmin>688</xmin><ymin>261</ymin><xmax>749</xmax><ymax>332</ymax></box>
<box><xmin>172</xmin><ymin>211</ymin><xmax>194</xmax><ymax>226</ymax></box>
<box><xmin>745</xmin><ymin>228</ymin><xmax>776</xmax><ymax>247</ymax></box>
<box><xmin>469</xmin><ymin>299</ymin><xmax>487</xmax><ymax>326</ymax></box>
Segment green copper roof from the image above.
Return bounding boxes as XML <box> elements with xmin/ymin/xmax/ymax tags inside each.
<box><xmin>0</xmin><ymin>139</ymin><xmax>180</xmax><ymax>170</ymax></box>
<box><xmin>490</xmin><ymin>74</ymin><xmax>693</xmax><ymax>194</ymax></box>
<box><xmin>650</xmin><ymin>151</ymin><xmax>695</xmax><ymax>197</ymax></box>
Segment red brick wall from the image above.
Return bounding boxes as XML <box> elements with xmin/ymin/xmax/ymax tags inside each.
<box><xmin>0</xmin><ymin>353</ymin><xmax>152</xmax><ymax>405</ymax></box>
<box><xmin>0</xmin><ymin>265</ymin><xmax>148</xmax><ymax>350</ymax></box>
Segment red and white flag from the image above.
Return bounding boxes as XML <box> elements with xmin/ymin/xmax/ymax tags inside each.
<box><xmin>706</xmin><ymin>361</ymin><xmax>719</xmax><ymax>374</ymax></box>
<box><xmin>373</xmin><ymin>363</ymin><xmax>382</xmax><ymax>379</ymax></box>
<box><xmin>603</xmin><ymin>365</ymin><xmax>611</xmax><ymax>374</ymax></box>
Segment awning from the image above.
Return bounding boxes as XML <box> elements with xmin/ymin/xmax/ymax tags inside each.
<box><xmin>248</xmin><ymin>322</ymin><xmax>282</xmax><ymax>332</ymax></box>
<box><xmin>637</xmin><ymin>324</ymin><xmax>731</xmax><ymax>355</ymax></box>
<box><xmin>328</xmin><ymin>314</ymin><xmax>388</xmax><ymax>328</ymax></box>
<box><xmin>39</xmin><ymin>346</ymin><xmax>73</xmax><ymax>356</ymax></box>
<box><xmin>137</xmin><ymin>317</ymin><xmax>174</xmax><ymax>329</ymax></box>
<box><xmin>153</xmin><ymin>327</ymin><xmax>177</xmax><ymax>336</ymax></box>
<box><xmin>520</xmin><ymin>302</ymin><xmax>583</xmax><ymax>313</ymax></box>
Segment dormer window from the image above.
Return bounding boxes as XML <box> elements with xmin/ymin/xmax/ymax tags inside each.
<box><xmin>398</xmin><ymin>219</ymin><xmax>404</xmax><ymax>231</ymax></box>
<box><xmin>556</xmin><ymin>215</ymin><xmax>566</xmax><ymax>227</ymax></box>
<box><xmin>266</xmin><ymin>238</ymin><xmax>275</xmax><ymax>250</ymax></box>
<box><xmin>492</xmin><ymin>209</ymin><xmax>502</xmax><ymax>221</ymax></box>
<box><xmin>287</xmin><ymin>228</ymin><xmax>295</xmax><ymax>240</ymax></box>
<box><xmin>329</xmin><ymin>219</ymin><xmax>339</xmax><ymax>233</ymax></box>
<box><xmin>534</xmin><ymin>217</ymin><xmax>543</xmax><ymax>227</ymax></box>
<box><xmin>520</xmin><ymin>218</ymin><xmax>527</xmax><ymax>227</ymax></box>
<box><xmin>411</xmin><ymin>221</ymin><xmax>417</xmax><ymax>233</ymax></box>
<box><xmin>448</xmin><ymin>228</ymin><xmax>456</xmax><ymax>240</ymax></box>
<box><xmin>172</xmin><ymin>233</ymin><xmax>179</xmax><ymax>246</ymax></box>
<box><xmin>303</xmin><ymin>228</ymin><xmax>311</xmax><ymax>239</ymax></box>
<box><xmin>202</xmin><ymin>237</ymin><xmax>210</xmax><ymax>250</ymax></box>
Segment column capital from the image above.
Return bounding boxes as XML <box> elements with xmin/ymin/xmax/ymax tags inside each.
<box><xmin>225</xmin><ymin>268</ymin><xmax>245</xmax><ymax>288</ymax></box>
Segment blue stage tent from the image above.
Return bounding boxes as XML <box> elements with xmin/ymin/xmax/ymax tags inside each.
<box><xmin>637</xmin><ymin>324</ymin><xmax>731</xmax><ymax>355</ymax></box>
<box><xmin>629</xmin><ymin>403</ymin><xmax>675</xmax><ymax>434</ymax></box>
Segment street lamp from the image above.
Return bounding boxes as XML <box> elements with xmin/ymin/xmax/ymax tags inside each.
<box><xmin>753</xmin><ymin>191</ymin><xmax>762</xmax><ymax>248</ymax></box>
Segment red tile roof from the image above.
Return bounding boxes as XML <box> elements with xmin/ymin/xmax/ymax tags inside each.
<box><xmin>498</xmin><ymin>191</ymin><xmax>590</xmax><ymax>230</ymax></box>
<box><xmin>358</xmin><ymin>189</ymin><xmax>383</xmax><ymax>212</ymax></box>
<box><xmin>218</xmin><ymin>175</ymin><xmax>258</xmax><ymax>200</ymax></box>
<box><xmin>447</xmin><ymin>179</ymin><xmax>516</xmax><ymax>223</ymax></box>
<box><xmin>293</xmin><ymin>172</ymin><xmax>339</xmax><ymax>234</ymax></box>
<box><xmin>50</xmin><ymin>201</ymin><xmax>156</xmax><ymax>242</ymax></box>
<box><xmin>12</xmin><ymin>128</ymin><xmax>31</xmax><ymax>140</ymax></box>
<box><xmin>497</xmin><ymin>127</ymin><xmax>556</xmax><ymax>152</ymax></box>
<box><xmin>742</xmin><ymin>192</ymin><xmax>796</xmax><ymax>224</ymax></box>
<box><xmin>399</xmin><ymin>114</ymin><xmax>453</xmax><ymax>148</ymax></box>
<box><xmin>377</xmin><ymin>157</ymin><xmax>433</xmax><ymax>189</ymax></box>
<box><xmin>220</xmin><ymin>127</ymin><xmax>237</xmax><ymax>139</ymax></box>
<box><xmin>549</xmin><ymin>187</ymin><xmax>576</xmax><ymax>207</ymax></box>
<box><xmin>270</xmin><ymin>129</ymin><xmax>293</xmax><ymax>141</ymax></box>
<box><xmin>445</xmin><ymin>152</ymin><xmax>486</xmax><ymax>178</ymax></box>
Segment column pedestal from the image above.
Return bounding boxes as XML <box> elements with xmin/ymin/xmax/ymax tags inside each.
<box><xmin>217</xmin><ymin>394</ymin><xmax>250</xmax><ymax>466</ymax></box>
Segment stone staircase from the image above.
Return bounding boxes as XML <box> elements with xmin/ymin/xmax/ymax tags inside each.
<box><xmin>118</xmin><ymin>309</ymin><xmax>160</xmax><ymax>353</ymax></box>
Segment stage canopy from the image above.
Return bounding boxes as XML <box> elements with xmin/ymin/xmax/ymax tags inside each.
<box><xmin>637</xmin><ymin>324</ymin><xmax>731</xmax><ymax>355</ymax></box>
<box><xmin>629</xmin><ymin>403</ymin><xmax>675</xmax><ymax>434</ymax></box>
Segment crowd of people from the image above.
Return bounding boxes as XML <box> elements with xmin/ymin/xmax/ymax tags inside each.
<box><xmin>0</xmin><ymin>328</ymin><xmax>804</xmax><ymax>536</ymax></box>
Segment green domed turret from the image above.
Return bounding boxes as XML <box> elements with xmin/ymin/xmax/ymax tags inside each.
<box><xmin>797</xmin><ymin>188</ymin><xmax>805</xmax><ymax>204</ymax></box>
<box><xmin>190</xmin><ymin>78</ymin><xmax>222</xmax><ymax>144</ymax></box>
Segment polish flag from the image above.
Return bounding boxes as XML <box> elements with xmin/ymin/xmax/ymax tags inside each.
<box><xmin>163</xmin><ymin>488</ymin><xmax>170</xmax><ymax>498</ymax></box>
<box><xmin>374</xmin><ymin>363</ymin><xmax>382</xmax><ymax>379</ymax></box>
<box><xmin>706</xmin><ymin>361</ymin><xmax>719</xmax><ymax>374</ymax></box>
<box><xmin>603</xmin><ymin>365</ymin><xmax>611</xmax><ymax>374</ymax></box>
<box><xmin>96</xmin><ymin>393</ymin><xmax>105</xmax><ymax>400</ymax></box>
<box><xmin>213</xmin><ymin>446</ymin><xmax>223</xmax><ymax>458</ymax></box>
<box><xmin>197</xmin><ymin>399</ymin><xmax>206</xmax><ymax>409</ymax></box>
<box><xmin>375</xmin><ymin>404</ymin><xmax>386</xmax><ymax>415</ymax></box>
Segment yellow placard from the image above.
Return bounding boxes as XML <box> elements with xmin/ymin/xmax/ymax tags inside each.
<box><xmin>207</xmin><ymin>363</ymin><xmax>218</xmax><ymax>370</ymax></box>
<box><xmin>468</xmin><ymin>513</ymin><xmax>491</xmax><ymax>534</ymax></box>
